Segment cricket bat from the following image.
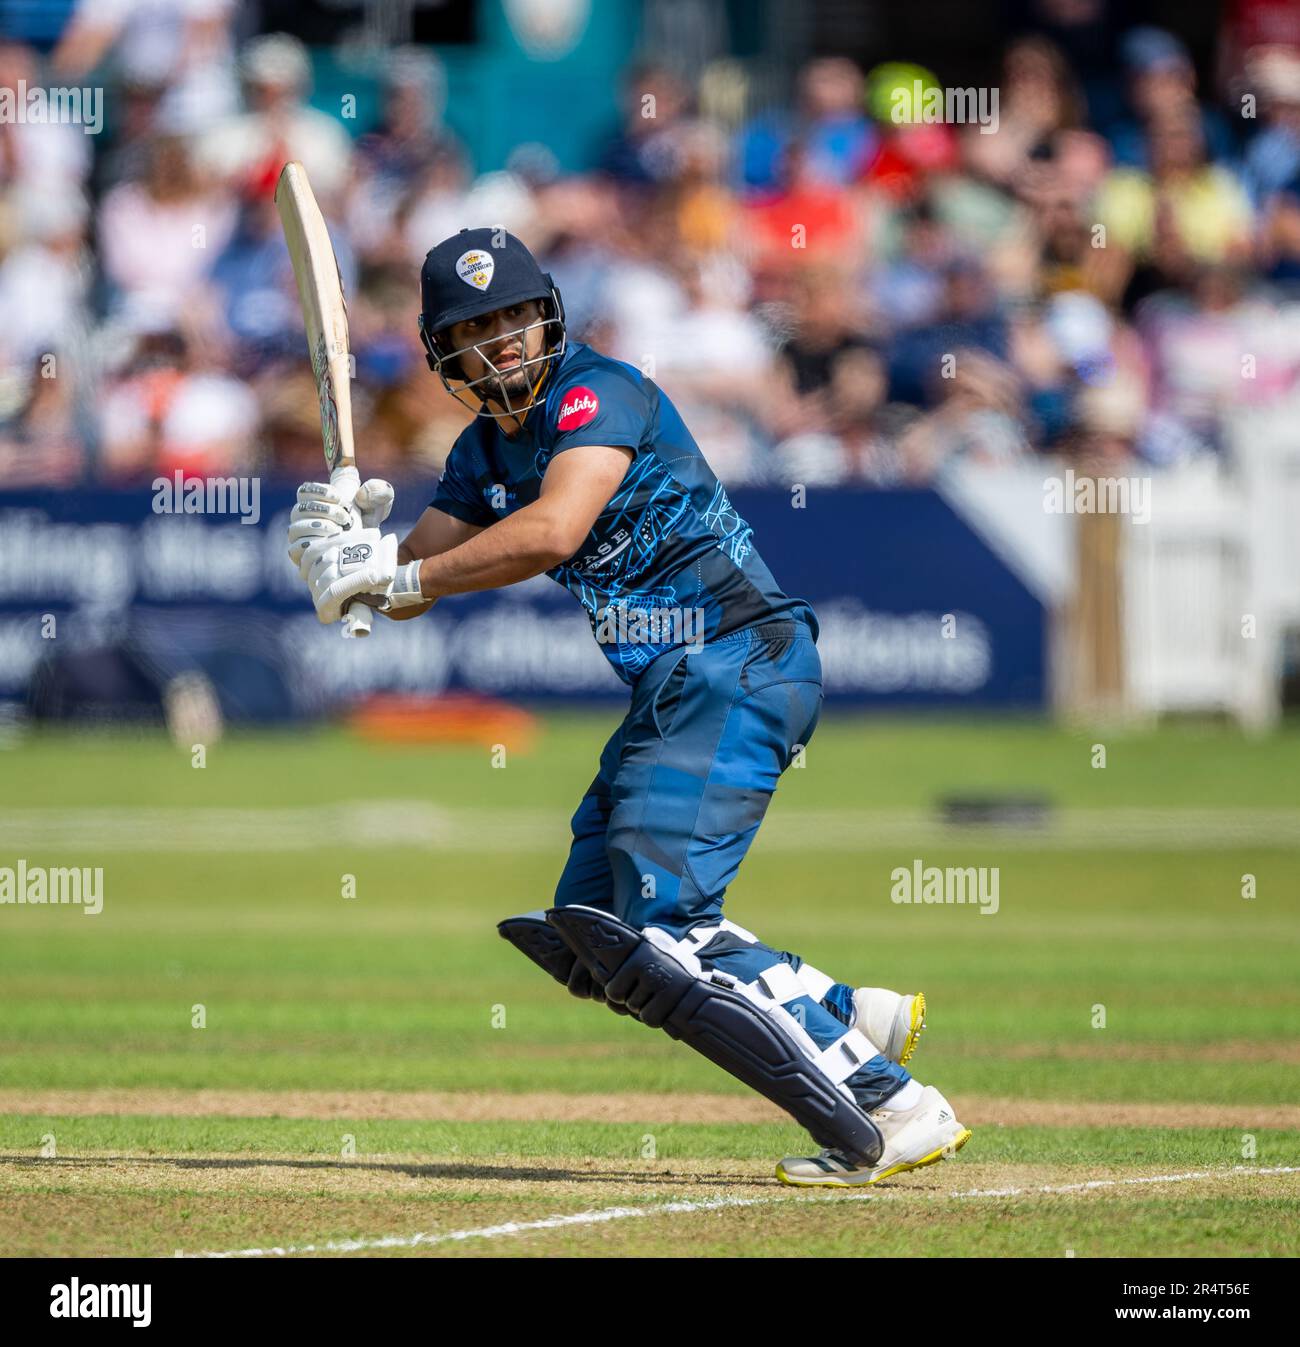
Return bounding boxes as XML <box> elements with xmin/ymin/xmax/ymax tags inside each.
<box><xmin>275</xmin><ymin>160</ymin><xmax>372</xmax><ymax>638</ymax></box>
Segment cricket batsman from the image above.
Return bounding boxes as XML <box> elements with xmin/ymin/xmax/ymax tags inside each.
<box><xmin>286</xmin><ymin>228</ymin><xmax>972</xmax><ymax>1186</ymax></box>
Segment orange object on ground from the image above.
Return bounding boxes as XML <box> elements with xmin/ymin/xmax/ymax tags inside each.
<box><xmin>348</xmin><ymin>693</ymin><xmax>539</xmax><ymax>751</ymax></box>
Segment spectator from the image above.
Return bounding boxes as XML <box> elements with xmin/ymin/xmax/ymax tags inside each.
<box><xmin>663</xmin><ymin>120</ymin><xmax>739</xmax><ymax>260</ymax></box>
<box><xmin>964</xmin><ymin>36</ymin><xmax>1087</xmax><ymax>191</ymax></box>
<box><xmin>1094</xmin><ymin>104</ymin><xmax>1255</xmax><ymax>309</ymax></box>
<box><xmin>207</xmin><ymin>170</ymin><xmax>355</xmax><ymax>379</ymax></box>
<box><xmin>768</xmin><ymin>264</ymin><xmax>875</xmax><ymax>424</ymax></box>
<box><xmin>888</xmin><ymin>256</ymin><xmax>1009</xmax><ymax>406</ymax></box>
<box><xmin>0</xmin><ymin>40</ymin><xmax>92</xmax><ymax>200</ymax></box>
<box><xmin>1015</xmin><ymin>132</ymin><xmax>1110</xmax><ymax>297</ymax></box>
<box><xmin>598</xmin><ymin>63</ymin><xmax>693</xmax><ymax>187</ymax></box>
<box><xmin>770</xmin><ymin>344</ymin><xmax>909</xmax><ymax>486</ymax></box>
<box><xmin>1241</xmin><ymin>49</ymin><xmax>1300</xmax><ymax>207</ymax></box>
<box><xmin>870</xmin><ymin>201</ymin><xmax>951</xmax><ymax>332</ymax></box>
<box><xmin>400</xmin><ymin>147</ymin><xmax>474</xmax><ymax>264</ymax></box>
<box><xmin>1261</xmin><ymin>167</ymin><xmax>1300</xmax><ymax>284</ymax></box>
<box><xmin>348</xmin><ymin>47</ymin><xmax>465</xmax><ymax>262</ymax></box>
<box><xmin>52</xmin><ymin>0</ymin><xmax>239</xmax><ymax>129</ymax></box>
<box><xmin>1138</xmin><ymin>262</ymin><xmax>1300</xmax><ymax>461</ymax></box>
<box><xmin>744</xmin><ymin>140</ymin><xmax>864</xmax><ymax>280</ymax></box>
<box><xmin>0</xmin><ymin>193</ymin><xmax>92</xmax><ymax>369</ymax></box>
<box><xmin>535</xmin><ymin>176</ymin><xmax>628</xmax><ymax>343</ymax></box>
<box><xmin>0</xmin><ymin>353</ymin><xmax>86</xmax><ymax>486</ymax></box>
<box><xmin>898</xmin><ymin>348</ymin><xmax>1032</xmax><ymax>480</ymax></box>
<box><xmin>1104</xmin><ymin>27</ymin><xmax>1236</xmax><ymax>172</ymax></box>
<box><xmin>98</xmin><ymin>312</ymin><xmax>258</xmax><ymax>480</ymax></box>
<box><xmin>615</xmin><ymin>256</ymin><xmax>774</xmax><ymax>483</ymax></box>
<box><xmin>197</xmin><ymin>33</ymin><xmax>353</xmax><ymax>202</ymax></box>
<box><xmin>737</xmin><ymin>57</ymin><xmax>876</xmax><ymax>193</ymax></box>
<box><xmin>99</xmin><ymin>130</ymin><xmax>237</xmax><ymax>312</ymax></box>
<box><xmin>91</xmin><ymin>66</ymin><xmax>168</xmax><ymax>196</ymax></box>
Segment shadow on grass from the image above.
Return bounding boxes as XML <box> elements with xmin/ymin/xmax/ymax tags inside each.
<box><xmin>0</xmin><ymin>1154</ymin><xmax>760</xmax><ymax>1187</ymax></box>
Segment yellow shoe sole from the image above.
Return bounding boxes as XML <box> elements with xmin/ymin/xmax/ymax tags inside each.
<box><xmin>898</xmin><ymin>992</ymin><xmax>926</xmax><ymax>1067</ymax></box>
<box><xmin>775</xmin><ymin>1126</ymin><xmax>972</xmax><ymax>1188</ymax></box>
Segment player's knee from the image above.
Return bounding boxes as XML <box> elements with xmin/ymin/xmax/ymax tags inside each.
<box><xmin>569</xmin><ymin>788</ymin><xmax>607</xmax><ymax>839</ymax></box>
<box><xmin>603</xmin><ymin>829</ymin><xmax>647</xmax><ymax>910</ymax></box>
<box><xmin>608</xmin><ymin>860</ymin><xmax>695</xmax><ymax>933</ymax></box>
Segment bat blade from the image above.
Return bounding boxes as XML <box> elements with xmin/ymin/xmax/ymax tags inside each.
<box><xmin>275</xmin><ymin>161</ymin><xmax>372</xmax><ymax>637</ymax></box>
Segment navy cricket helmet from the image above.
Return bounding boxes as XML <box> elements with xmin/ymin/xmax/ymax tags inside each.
<box><xmin>417</xmin><ymin>227</ymin><xmax>566</xmax><ymax>422</ymax></box>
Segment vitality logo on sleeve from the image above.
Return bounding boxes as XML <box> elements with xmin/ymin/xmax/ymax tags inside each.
<box><xmin>557</xmin><ymin>386</ymin><xmax>599</xmax><ymax>431</ymax></box>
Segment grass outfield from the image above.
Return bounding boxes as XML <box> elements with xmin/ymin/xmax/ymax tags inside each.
<box><xmin>1</xmin><ymin>714</ymin><xmax>1298</xmax><ymax>1256</ymax></box>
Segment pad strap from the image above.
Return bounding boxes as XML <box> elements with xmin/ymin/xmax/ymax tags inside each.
<box><xmin>752</xmin><ymin>962</ymin><xmax>805</xmax><ymax>1005</ymax></box>
<box><xmin>678</xmin><ymin>918</ymin><xmax>760</xmax><ymax>952</ymax></box>
<box><xmin>815</xmin><ymin>1028</ymin><xmax>879</xmax><ymax>1085</ymax></box>
<box><xmin>793</xmin><ymin>961</ymin><xmax>835</xmax><ymax>1001</ymax></box>
<box><xmin>680</xmin><ymin>924</ymin><xmax>836</xmax><ymax>1006</ymax></box>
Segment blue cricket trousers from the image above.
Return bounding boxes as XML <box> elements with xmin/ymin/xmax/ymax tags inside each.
<box><xmin>554</xmin><ymin>619</ymin><xmax>908</xmax><ymax>1108</ymax></box>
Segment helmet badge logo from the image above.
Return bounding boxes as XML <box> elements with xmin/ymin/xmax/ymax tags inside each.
<box><xmin>455</xmin><ymin>249</ymin><xmax>495</xmax><ymax>290</ymax></box>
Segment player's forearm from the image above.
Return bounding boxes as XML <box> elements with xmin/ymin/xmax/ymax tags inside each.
<box><xmin>416</xmin><ymin>505</ymin><xmax>576</xmax><ymax>598</ymax></box>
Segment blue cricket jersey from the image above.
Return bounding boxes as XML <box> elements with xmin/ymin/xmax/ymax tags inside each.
<box><xmin>430</xmin><ymin>342</ymin><xmax>816</xmax><ymax>683</ymax></box>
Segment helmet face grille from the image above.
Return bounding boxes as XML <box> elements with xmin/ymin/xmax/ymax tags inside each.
<box><xmin>419</xmin><ymin>293</ymin><xmax>566</xmax><ymax>423</ymax></box>
<box><xmin>418</xmin><ymin>227</ymin><xmax>567</xmax><ymax>422</ymax></box>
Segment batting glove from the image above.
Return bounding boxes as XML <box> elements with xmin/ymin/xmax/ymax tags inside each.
<box><xmin>287</xmin><ymin>475</ymin><xmax>393</xmax><ymax>578</ymax></box>
<box><xmin>352</xmin><ymin>478</ymin><xmax>395</xmax><ymax>529</ymax></box>
<box><xmin>287</xmin><ymin>475</ymin><xmax>360</xmax><ymax>577</ymax></box>
<box><xmin>303</xmin><ymin>528</ymin><xmax>398</xmax><ymax>625</ymax></box>
<box><xmin>372</xmin><ymin>559</ymin><xmax>429</xmax><ymax>612</ymax></box>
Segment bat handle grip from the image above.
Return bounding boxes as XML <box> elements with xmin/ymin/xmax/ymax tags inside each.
<box><xmin>329</xmin><ymin>466</ymin><xmax>372</xmax><ymax>639</ymax></box>
<box><xmin>342</xmin><ymin>601</ymin><xmax>373</xmax><ymax>639</ymax></box>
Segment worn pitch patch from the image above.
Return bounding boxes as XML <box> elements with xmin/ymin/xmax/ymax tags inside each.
<box><xmin>184</xmin><ymin>1165</ymin><xmax>1300</xmax><ymax>1258</ymax></box>
<box><xmin>4</xmin><ymin>1090</ymin><xmax>1299</xmax><ymax>1128</ymax></box>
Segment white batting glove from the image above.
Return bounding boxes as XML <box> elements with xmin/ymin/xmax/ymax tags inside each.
<box><xmin>372</xmin><ymin>559</ymin><xmax>429</xmax><ymax>612</ymax></box>
<box><xmin>286</xmin><ymin>475</ymin><xmax>393</xmax><ymax>575</ymax></box>
<box><xmin>287</xmin><ymin>476</ymin><xmax>361</xmax><ymax>577</ymax></box>
<box><xmin>352</xmin><ymin>478</ymin><xmax>395</xmax><ymax>529</ymax></box>
<box><xmin>302</xmin><ymin>528</ymin><xmax>399</xmax><ymax>625</ymax></box>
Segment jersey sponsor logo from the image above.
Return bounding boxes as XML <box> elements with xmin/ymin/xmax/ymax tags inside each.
<box><xmin>455</xmin><ymin>249</ymin><xmax>495</xmax><ymax>290</ymax></box>
<box><xmin>556</xmin><ymin>386</ymin><xmax>599</xmax><ymax>432</ymax></box>
<box><xmin>577</xmin><ymin>527</ymin><xmax>634</xmax><ymax>571</ymax></box>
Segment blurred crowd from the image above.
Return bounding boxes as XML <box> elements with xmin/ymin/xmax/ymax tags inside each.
<box><xmin>2</xmin><ymin>1</ymin><xmax>1300</xmax><ymax>488</ymax></box>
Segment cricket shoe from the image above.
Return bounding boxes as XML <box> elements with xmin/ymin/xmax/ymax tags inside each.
<box><xmin>774</xmin><ymin>1085</ymin><xmax>971</xmax><ymax>1187</ymax></box>
<box><xmin>853</xmin><ymin>987</ymin><xmax>926</xmax><ymax>1066</ymax></box>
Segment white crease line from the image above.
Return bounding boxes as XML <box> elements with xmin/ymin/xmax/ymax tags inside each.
<box><xmin>186</xmin><ymin>1164</ymin><xmax>1300</xmax><ymax>1258</ymax></box>
<box><xmin>187</xmin><ymin>1195</ymin><xmax>772</xmax><ymax>1257</ymax></box>
<box><xmin>946</xmin><ymin>1165</ymin><xmax>1300</xmax><ymax>1200</ymax></box>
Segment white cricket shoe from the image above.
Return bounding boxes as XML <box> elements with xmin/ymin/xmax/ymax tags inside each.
<box><xmin>775</xmin><ymin>1085</ymin><xmax>971</xmax><ymax>1187</ymax></box>
<box><xmin>854</xmin><ymin>987</ymin><xmax>926</xmax><ymax>1066</ymax></box>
